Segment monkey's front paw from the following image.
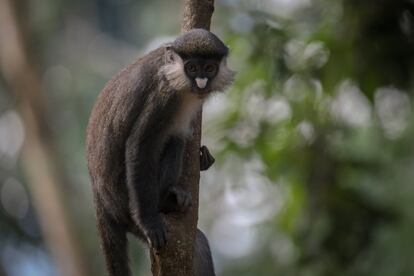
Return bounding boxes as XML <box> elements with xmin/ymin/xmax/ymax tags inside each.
<box><xmin>200</xmin><ymin>145</ymin><xmax>215</xmax><ymax>171</ymax></box>
<box><xmin>169</xmin><ymin>186</ymin><xmax>192</xmax><ymax>213</ymax></box>
<box><xmin>142</xmin><ymin>216</ymin><xmax>168</xmax><ymax>251</ymax></box>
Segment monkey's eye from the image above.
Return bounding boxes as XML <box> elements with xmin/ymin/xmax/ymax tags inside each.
<box><xmin>204</xmin><ymin>64</ymin><xmax>217</xmax><ymax>73</ymax></box>
<box><xmin>186</xmin><ymin>63</ymin><xmax>198</xmax><ymax>73</ymax></box>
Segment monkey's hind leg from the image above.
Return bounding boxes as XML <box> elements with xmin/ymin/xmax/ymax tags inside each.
<box><xmin>96</xmin><ymin>199</ymin><xmax>131</xmax><ymax>276</ymax></box>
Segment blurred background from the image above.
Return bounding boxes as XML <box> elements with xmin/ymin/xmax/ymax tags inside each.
<box><xmin>1</xmin><ymin>0</ymin><xmax>414</xmax><ymax>275</ymax></box>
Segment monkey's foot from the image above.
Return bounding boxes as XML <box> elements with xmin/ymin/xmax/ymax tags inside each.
<box><xmin>168</xmin><ymin>186</ymin><xmax>192</xmax><ymax>213</ymax></box>
<box><xmin>141</xmin><ymin>216</ymin><xmax>168</xmax><ymax>251</ymax></box>
<box><xmin>200</xmin><ymin>145</ymin><xmax>215</xmax><ymax>171</ymax></box>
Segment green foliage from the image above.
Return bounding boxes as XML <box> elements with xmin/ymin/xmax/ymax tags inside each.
<box><xmin>214</xmin><ymin>1</ymin><xmax>414</xmax><ymax>275</ymax></box>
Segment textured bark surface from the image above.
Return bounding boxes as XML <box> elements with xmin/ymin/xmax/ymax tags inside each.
<box><xmin>181</xmin><ymin>0</ymin><xmax>215</xmax><ymax>32</ymax></box>
<box><xmin>150</xmin><ymin>0</ymin><xmax>215</xmax><ymax>275</ymax></box>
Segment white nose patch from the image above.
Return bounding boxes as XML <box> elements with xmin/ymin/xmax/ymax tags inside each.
<box><xmin>195</xmin><ymin>77</ymin><xmax>208</xmax><ymax>89</ymax></box>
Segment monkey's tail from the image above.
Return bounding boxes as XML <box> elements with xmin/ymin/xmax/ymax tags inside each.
<box><xmin>194</xmin><ymin>229</ymin><xmax>216</xmax><ymax>276</ymax></box>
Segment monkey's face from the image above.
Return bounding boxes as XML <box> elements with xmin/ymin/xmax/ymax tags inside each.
<box><xmin>162</xmin><ymin>46</ymin><xmax>235</xmax><ymax>95</ymax></box>
<box><xmin>183</xmin><ymin>58</ymin><xmax>220</xmax><ymax>94</ymax></box>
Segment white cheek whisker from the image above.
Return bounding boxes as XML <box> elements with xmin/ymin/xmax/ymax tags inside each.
<box><xmin>160</xmin><ymin>54</ymin><xmax>191</xmax><ymax>91</ymax></box>
<box><xmin>210</xmin><ymin>58</ymin><xmax>235</xmax><ymax>92</ymax></box>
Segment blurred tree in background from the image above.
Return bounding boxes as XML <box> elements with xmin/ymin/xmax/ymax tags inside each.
<box><xmin>0</xmin><ymin>0</ymin><xmax>414</xmax><ymax>276</ymax></box>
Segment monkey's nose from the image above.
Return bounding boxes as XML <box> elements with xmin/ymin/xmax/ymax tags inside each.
<box><xmin>195</xmin><ymin>78</ymin><xmax>208</xmax><ymax>89</ymax></box>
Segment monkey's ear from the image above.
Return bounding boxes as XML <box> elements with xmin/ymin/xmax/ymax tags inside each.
<box><xmin>165</xmin><ymin>45</ymin><xmax>180</xmax><ymax>64</ymax></box>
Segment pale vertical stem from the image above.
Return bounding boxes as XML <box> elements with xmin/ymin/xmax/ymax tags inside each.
<box><xmin>0</xmin><ymin>1</ymin><xmax>90</xmax><ymax>276</ymax></box>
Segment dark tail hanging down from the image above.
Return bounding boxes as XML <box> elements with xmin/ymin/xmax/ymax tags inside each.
<box><xmin>194</xmin><ymin>229</ymin><xmax>216</xmax><ymax>276</ymax></box>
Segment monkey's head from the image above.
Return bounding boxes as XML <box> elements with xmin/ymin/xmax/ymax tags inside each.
<box><xmin>162</xmin><ymin>29</ymin><xmax>235</xmax><ymax>97</ymax></box>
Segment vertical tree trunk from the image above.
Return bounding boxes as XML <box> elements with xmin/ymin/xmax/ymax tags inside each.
<box><xmin>0</xmin><ymin>1</ymin><xmax>90</xmax><ymax>276</ymax></box>
<box><xmin>150</xmin><ymin>1</ymin><xmax>215</xmax><ymax>275</ymax></box>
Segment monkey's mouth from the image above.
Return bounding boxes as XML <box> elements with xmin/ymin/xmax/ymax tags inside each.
<box><xmin>192</xmin><ymin>78</ymin><xmax>212</xmax><ymax>96</ymax></box>
<box><xmin>195</xmin><ymin>77</ymin><xmax>208</xmax><ymax>89</ymax></box>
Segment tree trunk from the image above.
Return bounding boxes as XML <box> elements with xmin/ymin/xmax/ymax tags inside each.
<box><xmin>150</xmin><ymin>0</ymin><xmax>215</xmax><ymax>275</ymax></box>
<box><xmin>0</xmin><ymin>1</ymin><xmax>90</xmax><ymax>276</ymax></box>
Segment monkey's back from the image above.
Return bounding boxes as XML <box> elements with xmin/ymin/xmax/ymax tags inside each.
<box><xmin>86</xmin><ymin>47</ymin><xmax>165</xmax><ymax>219</ymax></box>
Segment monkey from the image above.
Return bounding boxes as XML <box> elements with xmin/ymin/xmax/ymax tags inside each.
<box><xmin>86</xmin><ymin>29</ymin><xmax>234</xmax><ymax>276</ymax></box>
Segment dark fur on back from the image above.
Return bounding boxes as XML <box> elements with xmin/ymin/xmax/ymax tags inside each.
<box><xmin>86</xmin><ymin>47</ymin><xmax>164</xmax><ymax>223</ymax></box>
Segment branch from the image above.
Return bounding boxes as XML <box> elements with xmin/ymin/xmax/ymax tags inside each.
<box><xmin>150</xmin><ymin>0</ymin><xmax>215</xmax><ymax>275</ymax></box>
<box><xmin>181</xmin><ymin>0</ymin><xmax>214</xmax><ymax>32</ymax></box>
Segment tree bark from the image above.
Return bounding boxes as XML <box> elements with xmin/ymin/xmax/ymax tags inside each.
<box><xmin>150</xmin><ymin>0</ymin><xmax>215</xmax><ymax>275</ymax></box>
<box><xmin>0</xmin><ymin>1</ymin><xmax>90</xmax><ymax>276</ymax></box>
